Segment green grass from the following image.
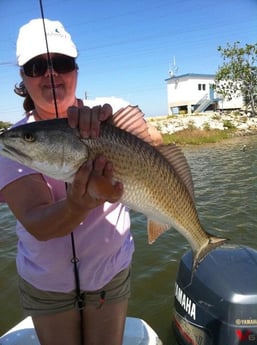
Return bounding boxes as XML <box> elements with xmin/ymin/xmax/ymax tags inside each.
<box><xmin>161</xmin><ymin>128</ymin><xmax>236</xmax><ymax>145</ymax></box>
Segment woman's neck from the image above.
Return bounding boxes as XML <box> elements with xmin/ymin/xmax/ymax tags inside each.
<box><xmin>33</xmin><ymin>98</ymin><xmax>81</xmax><ymax>120</ymax></box>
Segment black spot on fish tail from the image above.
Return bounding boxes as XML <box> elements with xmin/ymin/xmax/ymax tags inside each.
<box><xmin>191</xmin><ymin>236</ymin><xmax>228</xmax><ymax>281</ymax></box>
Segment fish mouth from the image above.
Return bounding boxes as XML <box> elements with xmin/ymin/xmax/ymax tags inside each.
<box><xmin>1</xmin><ymin>144</ymin><xmax>32</xmax><ymax>163</ymax></box>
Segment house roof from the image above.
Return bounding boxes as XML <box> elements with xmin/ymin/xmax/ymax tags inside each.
<box><xmin>165</xmin><ymin>73</ymin><xmax>215</xmax><ymax>82</ymax></box>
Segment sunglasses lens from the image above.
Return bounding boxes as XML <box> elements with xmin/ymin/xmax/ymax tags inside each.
<box><xmin>54</xmin><ymin>56</ymin><xmax>76</xmax><ymax>74</ymax></box>
<box><xmin>22</xmin><ymin>56</ymin><xmax>76</xmax><ymax>77</ymax></box>
<box><xmin>23</xmin><ymin>58</ymin><xmax>48</xmax><ymax>77</ymax></box>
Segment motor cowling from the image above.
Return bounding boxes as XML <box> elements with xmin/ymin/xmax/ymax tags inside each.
<box><xmin>173</xmin><ymin>245</ymin><xmax>257</xmax><ymax>345</ymax></box>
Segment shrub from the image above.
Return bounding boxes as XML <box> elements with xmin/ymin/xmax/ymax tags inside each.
<box><xmin>223</xmin><ymin>120</ymin><xmax>236</xmax><ymax>129</ymax></box>
<box><xmin>203</xmin><ymin>122</ymin><xmax>211</xmax><ymax>130</ymax></box>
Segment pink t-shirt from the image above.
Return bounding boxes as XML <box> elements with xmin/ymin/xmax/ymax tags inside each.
<box><xmin>0</xmin><ymin>115</ymin><xmax>134</xmax><ymax>292</ymax></box>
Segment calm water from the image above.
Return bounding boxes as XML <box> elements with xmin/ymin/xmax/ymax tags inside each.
<box><xmin>1</xmin><ymin>134</ymin><xmax>257</xmax><ymax>344</ymax></box>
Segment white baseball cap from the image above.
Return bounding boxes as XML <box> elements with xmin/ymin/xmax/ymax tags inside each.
<box><xmin>16</xmin><ymin>18</ymin><xmax>78</xmax><ymax>66</ymax></box>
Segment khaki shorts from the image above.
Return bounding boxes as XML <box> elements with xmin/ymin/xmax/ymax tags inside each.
<box><xmin>19</xmin><ymin>266</ymin><xmax>131</xmax><ymax>317</ymax></box>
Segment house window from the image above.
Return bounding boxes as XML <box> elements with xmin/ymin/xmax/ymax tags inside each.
<box><xmin>198</xmin><ymin>84</ymin><xmax>206</xmax><ymax>91</ymax></box>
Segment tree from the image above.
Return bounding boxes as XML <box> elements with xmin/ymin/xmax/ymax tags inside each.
<box><xmin>215</xmin><ymin>41</ymin><xmax>257</xmax><ymax>116</ymax></box>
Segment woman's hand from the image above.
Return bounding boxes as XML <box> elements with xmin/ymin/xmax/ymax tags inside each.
<box><xmin>66</xmin><ymin>155</ymin><xmax>123</xmax><ymax>214</ymax></box>
<box><xmin>66</xmin><ymin>103</ymin><xmax>123</xmax><ymax>212</ymax></box>
<box><xmin>67</xmin><ymin>103</ymin><xmax>112</xmax><ymax>138</ymax></box>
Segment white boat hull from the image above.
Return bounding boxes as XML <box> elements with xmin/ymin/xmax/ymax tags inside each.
<box><xmin>0</xmin><ymin>316</ymin><xmax>162</xmax><ymax>345</ymax></box>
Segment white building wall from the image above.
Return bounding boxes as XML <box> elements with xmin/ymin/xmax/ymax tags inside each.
<box><xmin>218</xmin><ymin>97</ymin><xmax>243</xmax><ymax>109</ymax></box>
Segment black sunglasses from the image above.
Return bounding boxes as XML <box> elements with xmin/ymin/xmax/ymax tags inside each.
<box><xmin>22</xmin><ymin>55</ymin><xmax>77</xmax><ymax>77</ymax></box>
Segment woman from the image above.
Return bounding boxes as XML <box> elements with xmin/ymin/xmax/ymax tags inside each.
<box><xmin>0</xmin><ymin>18</ymin><xmax>134</xmax><ymax>345</ymax></box>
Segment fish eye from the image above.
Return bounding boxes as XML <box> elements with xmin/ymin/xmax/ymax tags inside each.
<box><xmin>24</xmin><ymin>133</ymin><xmax>35</xmax><ymax>142</ymax></box>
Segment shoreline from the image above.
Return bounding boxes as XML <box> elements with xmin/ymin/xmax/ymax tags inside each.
<box><xmin>147</xmin><ymin>111</ymin><xmax>257</xmax><ymax>137</ymax></box>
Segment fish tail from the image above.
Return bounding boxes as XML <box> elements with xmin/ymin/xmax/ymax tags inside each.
<box><xmin>192</xmin><ymin>236</ymin><xmax>228</xmax><ymax>275</ymax></box>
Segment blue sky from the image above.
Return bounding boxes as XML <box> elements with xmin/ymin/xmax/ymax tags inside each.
<box><xmin>0</xmin><ymin>0</ymin><xmax>257</xmax><ymax>123</ymax></box>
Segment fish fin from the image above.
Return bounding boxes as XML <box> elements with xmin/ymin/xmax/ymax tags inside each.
<box><xmin>157</xmin><ymin>144</ymin><xmax>195</xmax><ymax>201</ymax></box>
<box><xmin>147</xmin><ymin>219</ymin><xmax>170</xmax><ymax>244</ymax></box>
<box><xmin>110</xmin><ymin>105</ymin><xmax>154</xmax><ymax>145</ymax></box>
<box><xmin>192</xmin><ymin>236</ymin><xmax>228</xmax><ymax>274</ymax></box>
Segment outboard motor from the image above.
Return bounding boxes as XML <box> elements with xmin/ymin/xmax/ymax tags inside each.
<box><xmin>173</xmin><ymin>245</ymin><xmax>257</xmax><ymax>345</ymax></box>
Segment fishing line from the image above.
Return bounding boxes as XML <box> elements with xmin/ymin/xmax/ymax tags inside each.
<box><xmin>37</xmin><ymin>1</ymin><xmax>85</xmax><ymax>344</ymax></box>
<box><xmin>38</xmin><ymin>0</ymin><xmax>59</xmax><ymax>118</ymax></box>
